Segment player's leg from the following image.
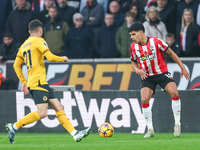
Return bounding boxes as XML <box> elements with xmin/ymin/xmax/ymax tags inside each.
<box><xmin>141</xmin><ymin>87</ymin><xmax>154</xmax><ymax>138</ymax></box>
<box><xmin>164</xmin><ymin>82</ymin><xmax>181</xmax><ymax>137</ymax></box>
<box><xmin>48</xmin><ymin>98</ymin><xmax>91</xmax><ymax>142</ymax></box>
<box><xmin>5</xmin><ymin>103</ymin><xmax>48</xmax><ymax>143</ymax></box>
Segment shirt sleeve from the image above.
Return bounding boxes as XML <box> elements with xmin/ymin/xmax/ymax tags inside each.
<box><xmin>37</xmin><ymin>38</ymin><xmax>65</xmax><ymax>62</ymax></box>
<box><xmin>157</xmin><ymin>38</ymin><xmax>169</xmax><ymax>52</ymax></box>
<box><xmin>13</xmin><ymin>49</ymin><xmax>27</xmax><ymax>85</ymax></box>
<box><xmin>130</xmin><ymin>44</ymin><xmax>137</xmax><ymax>61</ymax></box>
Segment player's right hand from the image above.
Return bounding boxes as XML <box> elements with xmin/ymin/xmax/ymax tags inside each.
<box><xmin>136</xmin><ymin>68</ymin><xmax>148</xmax><ymax>80</ymax></box>
<box><xmin>21</xmin><ymin>83</ymin><xmax>29</xmax><ymax>95</ymax></box>
<box><xmin>63</xmin><ymin>56</ymin><xmax>69</xmax><ymax>62</ymax></box>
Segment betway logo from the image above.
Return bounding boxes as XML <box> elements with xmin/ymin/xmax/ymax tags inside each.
<box><xmin>16</xmin><ymin>91</ymin><xmax>154</xmax><ymax>133</ymax></box>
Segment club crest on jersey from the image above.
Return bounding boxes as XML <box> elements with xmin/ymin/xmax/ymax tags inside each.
<box><xmin>43</xmin><ymin>42</ymin><xmax>48</xmax><ymax>48</ymax></box>
<box><xmin>149</xmin><ymin>46</ymin><xmax>154</xmax><ymax>51</ymax></box>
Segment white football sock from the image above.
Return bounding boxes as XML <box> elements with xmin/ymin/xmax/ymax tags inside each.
<box><xmin>172</xmin><ymin>99</ymin><xmax>181</xmax><ymax>126</ymax></box>
<box><xmin>13</xmin><ymin>123</ymin><xmax>18</xmax><ymax>130</ymax></box>
<box><xmin>142</xmin><ymin>106</ymin><xmax>153</xmax><ymax>130</ymax></box>
<box><xmin>70</xmin><ymin>130</ymin><xmax>77</xmax><ymax>136</ymax></box>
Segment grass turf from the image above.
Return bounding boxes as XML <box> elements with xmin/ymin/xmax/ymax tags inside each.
<box><xmin>0</xmin><ymin>132</ymin><xmax>200</xmax><ymax>150</ymax></box>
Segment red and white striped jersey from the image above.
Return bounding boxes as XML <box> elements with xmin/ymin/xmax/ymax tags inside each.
<box><xmin>131</xmin><ymin>37</ymin><xmax>169</xmax><ymax>76</ymax></box>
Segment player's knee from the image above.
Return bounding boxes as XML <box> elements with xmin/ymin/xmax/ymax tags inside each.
<box><xmin>170</xmin><ymin>90</ymin><xmax>179</xmax><ymax>98</ymax></box>
<box><xmin>38</xmin><ymin>111</ymin><xmax>48</xmax><ymax>119</ymax></box>
<box><xmin>141</xmin><ymin>97</ymin><xmax>150</xmax><ymax>104</ymax></box>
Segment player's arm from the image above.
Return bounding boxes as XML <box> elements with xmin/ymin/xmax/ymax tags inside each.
<box><xmin>165</xmin><ymin>47</ymin><xmax>190</xmax><ymax>80</ymax></box>
<box><xmin>43</xmin><ymin>50</ymin><xmax>68</xmax><ymax>62</ymax></box>
<box><xmin>13</xmin><ymin>54</ymin><xmax>29</xmax><ymax>95</ymax></box>
<box><xmin>131</xmin><ymin>60</ymin><xmax>148</xmax><ymax>80</ymax></box>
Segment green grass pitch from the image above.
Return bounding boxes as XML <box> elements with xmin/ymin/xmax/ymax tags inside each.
<box><xmin>0</xmin><ymin>132</ymin><xmax>200</xmax><ymax>150</ymax></box>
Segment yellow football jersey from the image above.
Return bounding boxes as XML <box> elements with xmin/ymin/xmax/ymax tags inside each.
<box><xmin>13</xmin><ymin>36</ymin><xmax>65</xmax><ymax>90</ymax></box>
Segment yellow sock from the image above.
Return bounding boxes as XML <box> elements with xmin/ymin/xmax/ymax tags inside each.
<box><xmin>56</xmin><ymin>110</ymin><xmax>75</xmax><ymax>133</ymax></box>
<box><xmin>15</xmin><ymin>112</ymin><xmax>40</xmax><ymax>129</ymax></box>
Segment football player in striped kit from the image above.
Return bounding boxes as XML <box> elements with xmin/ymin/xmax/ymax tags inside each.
<box><xmin>129</xmin><ymin>23</ymin><xmax>190</xmax><ymax>138</ymax></box>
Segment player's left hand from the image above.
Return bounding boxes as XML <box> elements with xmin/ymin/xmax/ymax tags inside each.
<box><xmin>181</xmin><ymin>67</ymin><xmax>190</xmax><ymax>80</ymax></box>
<box><xmin>21</xmin><ymin>83</ymin><xmax>29</xmax><ymax>95</ymax></box>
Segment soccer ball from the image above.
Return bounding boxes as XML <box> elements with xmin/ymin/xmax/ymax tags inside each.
<box><xmin>98</xmin><ymin>123</ymin><xmax>114</xmax><ymax>137</ymax></box>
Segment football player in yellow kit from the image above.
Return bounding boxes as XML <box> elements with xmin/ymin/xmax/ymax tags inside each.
<box><xmin>5</xmin><ymin>19</ymin><xmax>91</xmax><ymax>144</ymax></box>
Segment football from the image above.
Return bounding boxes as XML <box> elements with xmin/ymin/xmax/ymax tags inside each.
<box><xmin>98</xmin><ymin>123</ymin><xmax>114</xmax><ymax>137</ymax></box>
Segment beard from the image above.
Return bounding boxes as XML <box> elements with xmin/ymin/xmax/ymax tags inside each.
<box><xmin>58</xmin><ymin>3</ymin><xmax>66</xmax><ymax>9</ymax></box>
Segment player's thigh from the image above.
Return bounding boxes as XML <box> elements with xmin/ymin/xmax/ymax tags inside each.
<box><xmin>48</xmin><ymin>98</ymin><xmax>63</xmax><ymax>112</ymax></box>
<box><xmin>164</xmin><ymin>82</ymin><xmax>179</xmax><ymax>97</ymax></box>
<box><xmin>141</xmin><ymin>87</ymin><xmax>154</xmax><ymax>104</ymax></box>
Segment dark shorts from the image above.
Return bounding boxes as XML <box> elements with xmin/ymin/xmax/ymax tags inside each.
<box><xmin>141</xmin><ymin>72</ymin><xmax>175</xmax><ymax>94</ymax></box>
<box><xmin>29</xmin><ymin>84</ymin><xmax>56</xmax><ymax>105</ymax></box>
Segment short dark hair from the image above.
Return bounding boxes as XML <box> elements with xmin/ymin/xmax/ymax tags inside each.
<box><xmin>128</xmin><ymin>22</ymin><xmax>145</xmax><ymax>32</ymax></box>
<box><xmin>28</xmin><ymin>19</ymin><xmax>43</xmax><ymax>32</ymax></box>
<box><xmin>48</xmin><ymin>6</ymin><xmax>57</xmax><ymax>11</ymax></box>
<box><xmin>166</xmin><ymin>33</ymin><xmax>175</xmax><ymax>39</ymax></box>
<box><xmin>2</xmin><ymin>32</ymin><xmax>13</xmax><ymax>39</ymax></box>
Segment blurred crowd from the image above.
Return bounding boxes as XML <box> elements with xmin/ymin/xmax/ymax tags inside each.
<box><xmin>0</xmin><ymin>0</ymin><xmax>200</xmax><ymax>62</ymax></box>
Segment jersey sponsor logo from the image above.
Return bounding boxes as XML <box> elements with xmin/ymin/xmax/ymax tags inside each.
<box><xmin>43</xmin><ymin>42</ymin><xmax>48</xmax><ymax>48</ymax></box>
<box><xmin>140</xmin><ymin>53</ymin><xmax>155</xmax><ymax>61</ymax></box>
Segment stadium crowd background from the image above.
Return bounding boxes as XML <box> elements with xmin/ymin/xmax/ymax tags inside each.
<box><xmin>0</xmin><ymin>0</ymin><xmax>200</xmax><ymax>89</ymax></box>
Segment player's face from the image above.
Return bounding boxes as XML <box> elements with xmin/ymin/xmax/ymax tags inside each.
<box><xmin>3</xmin><ymin>37</ymin><xmax>13</xmax><ymax>46</ymax></box>
<box><xmin>129</xmin><ymin>31</ymin><xmax>142</xmax><ymax>43</ymax></box>
<box><xmin>183</xmin><ymin>11</ymin><xmax>192</xmax><ymax>23</ymax></box>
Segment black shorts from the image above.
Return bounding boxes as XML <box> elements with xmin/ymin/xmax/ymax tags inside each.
<box><xmin>141</xmin><ymin>72</ymin><xmax>175</xmax><ymax>94</ymax></box>
<box><xmin>29</xmin><ymin>84</ymin><xmax>56</xmax><ymax>105</ymax></box>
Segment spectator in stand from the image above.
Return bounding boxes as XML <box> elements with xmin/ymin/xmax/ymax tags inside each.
<box><xmin>157</xmin><ymin>0</ymin><xmax>176</xmax><ymax>34</ymax></box>
<box><xmin>0</xmin><ymin>73</ymin><xmax>17</xmax><ymax>90</ymax></box>
<box><xmin>44</xmin><ymin>6</ymin><xmax>69</xmax><ymax>55</ymax></box>
<box><xmin>38</xmin><ymin>0</ymin><xmax>55</xmax><ymax>25</ymax></box>
<box><xmin>94</xmin><ymin>14</ymin><xmax>120</xmax><ymax>58</ymax></box>
<box><xmin>56</xmin><ymin>0</ymin><xmax>77</xmax><ymax>27</ymax></box>
<box><xmin>79</xmin><ymin>0</ymin><xmax>108</xmax><ymax>15</ymax></box>
<box><xmin>0</xmin><ymin>0</ymin><xmax>13</xmax><ymax>45</ymax></box>
<box><xmin>176</xmin><ymin>0</ymin><xmax>198</xmax><ymax>24</ymax></box>
<box><xmin>64</xmin><ymin>13</ymin><xmax>95</xmax><ymax>58</ymax></box>
<box><xmin>176</xmin><ymin>8</ymin><xmax>200</xmax><ymax>57</ymax></box>
<box><xmin>67</xmin><ymin>0</ymin><xmax>81</xmax><ymax>12</ymax></box>
<box><xmin>81</xmin><ymin>0</ymin><xmax>104</xmax><ymax>34</ymax></box>
<box><xmin>115</xmin><ymin>11</ymin><xmax>136</xmax><ymax>58</ymax></box>
<box><xmin>143</xmin><ymin>6</ymin><xmax>168</xmax><ymax>41</ymax></box>
<box><xmin>108</xmin><ymin>1</ymin><xmax>125</xmax><ymax>27</ymax></box>
<box><xmin>0</xmin><ymin>33</ymin><xmax>20</xmax><ymax>62</ymax></box>
<box><xmin>197</xmin><ymin>2</ymin><xmax>200</xmax><ymax>25</ymax></box>
<box><xmin>29</xmin><ymin>0</ymin><xmax>56</xmax><ymax>13</ymax></box>
<box><xmin>144</xmin><ymin>0</ymin><xmax>157</xmax><ymax>12</ymax></box>
<box><xmin>6</xmin><ymin>0</ymin><xmax>36</xmax><ymax>45</ymax></box>
<box><xmin>129</xmin><ymin>2</ymin><xmax>145</xmax><ymax>23</ymax></box>
<box><xmin>164</xmin><ymin>33</ymin><xmax>181</xmax><ymax>62</ymax></box>
<box><xmin>108</xmin><ymin>0</ymin><xmax>132</xmax><ymax>14</ymax></box>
